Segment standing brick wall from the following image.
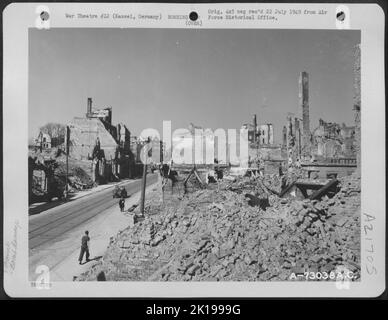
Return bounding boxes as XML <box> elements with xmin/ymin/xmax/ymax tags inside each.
<box><xmin>68</xmin><ymin>118</ymin><xmax>118</xmax><ymax>160</ymax></box>
<box><xmin>299</xmin><ymin>71</ymin><xmax>310</xmax><ymax>156</ymax></box>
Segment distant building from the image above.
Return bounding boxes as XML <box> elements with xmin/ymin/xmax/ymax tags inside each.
<box><xmin>282</xmin><ymin>115</ymin><xmax>303</xmax><ymax>159</ymax></box>
<box><xmin>312</xmin><ymin>119</ymin><xmax>356</xmax><ymax>158</ymax></box>
<box><xmin>35</xmin><ymin>132</ymin><xmax>52</xmax><ymax>149</ymax></box>
<box><xmin>241</xmin><ymin>114</ymin><xmax>274</xmax><ymax>145</ymax></box>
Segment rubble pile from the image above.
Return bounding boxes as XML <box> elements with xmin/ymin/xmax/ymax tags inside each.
<box><xmin>56</xmin><ymin>163</ymin><xmax>95</xmax><ymax>190</ymax></box>
<box><xmin>79</xmin><ymin>173</ymin><xmax>360</xmax><ymax>282</ymax></box>
<box><xmin>30</xmin><ymin>147</ymin><xmax>95</xmax><ymax>190</ymax></box>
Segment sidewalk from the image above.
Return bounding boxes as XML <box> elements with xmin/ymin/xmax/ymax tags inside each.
<box><xmin>67</xmin><ymin>179</ymin><xmax>130</xmax><ymax>201</ymax></box>
<box><xmin>29</xmin><ymin>181</ymin><xmax>160</xmax><ymax>282</ymax></box>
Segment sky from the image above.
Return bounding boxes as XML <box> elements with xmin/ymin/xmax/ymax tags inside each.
<box><xmin>29</xmin><ymin>28</ymin><xmax>360</xmax><ymax>144</ymax></box>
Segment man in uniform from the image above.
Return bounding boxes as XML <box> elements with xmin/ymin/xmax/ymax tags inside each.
<box><xmin>78</xmin><ymin>230</ymin><xmax>90</xmax><ymax>264</ymax></box>
<box><xmin>119</xmin><ymin>197</ymin><xmax>125</xmax><ymax>212</ymax></box>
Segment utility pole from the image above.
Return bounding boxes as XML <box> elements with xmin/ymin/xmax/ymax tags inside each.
<box><xmin>140</xmin><ymin>137</ymin><xmax>150</xmax><ymax>215</ymax></box>
<box><xmin>65</xmin><ymin>126</ymin><xmax>70</xmax><ymax>200</ymax></box>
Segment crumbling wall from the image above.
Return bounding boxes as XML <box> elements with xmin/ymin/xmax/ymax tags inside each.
<box><xmin>68</xmin><ymin>118</ymin><xmax>118</xmax><ymax>161</ymax></box>
<box><xmin>284</xmin><ymin>115</ymin><xmax>302</xmax><ymax>162</ymax></box>
<box><xmin>311</xmin><ymin>120</ymin><xmax>356</xmax><ymax>159</ymax></box>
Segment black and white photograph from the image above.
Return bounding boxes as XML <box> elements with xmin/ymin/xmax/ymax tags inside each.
<box><xmin>27</xmin><ymin>27</ymin><xmax>362</xmax><ymax>283</ymax></box>
<box><xmin>2</xmin><ymin>3</ymin><xmax>385</xmax><ymax>298</ymax></box>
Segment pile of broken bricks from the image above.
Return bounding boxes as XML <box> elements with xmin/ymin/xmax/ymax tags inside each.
<box><xmin>78</xmin><ymin>172</ymin><xmax>361</xmax><ymax>282</ymax></box>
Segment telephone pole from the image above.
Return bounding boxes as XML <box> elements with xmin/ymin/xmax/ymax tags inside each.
<box><xmin>65</xmin><ymin>126</ymin><xmax>70</xmax><ymax>200</ymax></box>
<box><xmin>140</xmin><ymin>137</ymin><xmax>150</xmax><ymax>214</ymax></box>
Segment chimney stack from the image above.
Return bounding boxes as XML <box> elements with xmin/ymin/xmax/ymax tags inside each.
<box><xmin>87</xmin><ymin>98</ymin><xmax>92</xmax><ymax>117</ymax></box>
<box><xmin>299</xmin><ymin>72</ymin><xmax>310</xmax><ymax>155</ymax></box>
<box><xmin>253</xmin><ymin>114</ymin><xmax>257</xmax><ymax>142</ymax></box>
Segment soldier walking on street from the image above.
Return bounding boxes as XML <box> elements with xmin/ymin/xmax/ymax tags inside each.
<box><xmin>278</xmin><ymin>163</ymin><xmax>284</xmax><ymax>177</ymax></box>
<box><xmin>78</xmin><ymin>230</ymin><xmax>90</xmax><ymax>265</ymax></box>
<box><xmin>119</xmin><ymin>197</ymin><xmax>125</xmax><ymax>212</ymax></box>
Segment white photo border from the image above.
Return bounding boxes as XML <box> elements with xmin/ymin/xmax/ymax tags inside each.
<box><xmin>2</xmin><ymin>2</ymin><xmax>385</xmax><ymax>297</ymax></box>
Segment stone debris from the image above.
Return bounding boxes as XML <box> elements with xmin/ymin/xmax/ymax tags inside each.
<box><xmin>78</xmin><ymin>171</ymin><xmax>360</xmax><ymax>282</ymax></box>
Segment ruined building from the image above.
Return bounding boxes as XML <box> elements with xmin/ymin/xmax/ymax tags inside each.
<box><xmin>34</xmin><ymin>132</ymin><xmax>52</xmax><ymax>150</ymax></box>
<box><xmin>283</xmin><ymin>70</ymin><xmax>357</xmax><ymax>163</ymax></box>
<box><xmin>283</xmin><ymin>114</ymin><xmax>302</xmax><ymax>159</ymax></box>
<box><xmin>67</xmin><ymin>98</ymin><xmax>133</xmax><ymax>183</ymax></box>
<box><xmin>242</xmin><ymin>114</ymin><xmax>274</xmax><ymax>145</ymax></box>
<box><xmin>283</xmin><ymin>72</ymin><xmax>311</xmax><ymax>160</ymax></box>
<box><xmin>311</xmin><ymin>119</ymin><xmax>355</xmax><ymax>158</ymax></box>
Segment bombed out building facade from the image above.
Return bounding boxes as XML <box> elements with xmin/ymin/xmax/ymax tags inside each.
<box><xmin>281</xmin><ymin>47</ymin><xmax>360</xmax><ymax>178</ymax></box>
<box><xmin>67</xmin><ymin>98</ymin><xmax>134</xmax><ymax>183</ymax></box>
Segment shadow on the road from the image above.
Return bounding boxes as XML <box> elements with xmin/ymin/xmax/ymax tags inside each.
<box><xmin>29</xmin><ymin>195</ymin><xmax>78</xmax><ymax>216</ymax></box>
<box><xmin>81</xmin><ymin>256</ymin><xmax>103</xmax><ymax>265</ymax></box>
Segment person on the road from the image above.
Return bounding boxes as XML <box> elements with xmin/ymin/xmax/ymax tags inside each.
<box><xmin>78</xmin><ymin>231</ymin><xmax>90</xmax><ymax>265</ymax></box>
<box><xmin>278</xmin><ymin>163</ymin><xmax>284</xmax><ymax>177</ymax></box>
<box><xmin>119</xmin><ymin>197</ymin><xmax>125</xmax><ymax>212</ymax></box>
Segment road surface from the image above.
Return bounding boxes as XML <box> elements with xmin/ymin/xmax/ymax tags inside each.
<box><xmin>29</xmin><ymin>174</ymin><xmax>158</xmax><ymax>249</ymax></box>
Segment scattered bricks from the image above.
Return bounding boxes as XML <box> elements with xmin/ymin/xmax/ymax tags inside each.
<box><xmin>243</xmin><ymin>254</ymin><xmax>257</xmax><ymax>265</ymax></box>
<box><xmin>206</xmin><ymin>253</ymin><xmax>218</xmax><ymax>266</ymax></box>
<box><xmin>195</xmin><ymin>239</ymin><xmax>210</xmax><ymax>252</ymax></box>
<box><xmin>344</xmin><ymin>260</ymin><xmax>361</xmax><ymax>272</ymax></box>
<box><xmin>315</xmin><ymin>221</ymin><xmax>326</xmax><ymax>239</ymax></box>
<box><xmin>179</xmin><ymin>261</ymin><xmax>194</xmax><ymax>274</ymax></box>
<box><xmin>201</xmin><ymin>233</ymin><xmax>211</xmax><ymax>241</ymax></box>
<box><xmin>319</xmin><ymin>262</ymin><xmax>334</xmax><ymax>274</ymax></box>
<box><xmin>335</xmin><ymin>217</ymin><xmax>349</xmax><ymax>227</ymax></box>
<box><xmin>210</xmin><ymin>265</ymin><xmax>223</xmax><ymax>277</ymax></box>
<box><xmin>182</xmin><ymin>219</ymin><xmax>191</xmax><ymax>227</ymax></box>
<box><xmin>256</xmin><ymin>264</ymin><xmax>267</xmax><ymax>276</ymax></box>
<box><xmin>259</xmin><ymin>220</ymin><xmax>269</xmax><ymax>229</ymax></box>
<box><xmin>302</xmin><ymin>200</ymin><xmax>311</xmax><ymax>208</ymax></box>
<box><xmin>211</xmin><ymin>203</ymin><xmax>225</xmax><ymax>212</ymax></box>
<box><xmin>223</xmin><ymin>238</ymin><xmax>235</xmax><ymax>250</ymax></box>
<box><xmin>308</xmin><ymin>212</ymin><xmax>319</xmax><ymax>219</ymax></box>
<box><xmin>313</xmin><ymin>202</ymin><xmax>324</xmax><ymax>211</ymax></box>
<box><xmin>130</xmin><ymin>238</ymin><xmax>140</xmax><ymax>245</ymax></box>
<box><xmin>120</xmin><ymin>240</ymin><xmax>131</xmax><ymax>249</ymax></box>
<box><xmin>171</xmin><ymin>220</ymin><xmax>178</xmax><ymax>228</ymax></box>
<box><xmin>310</xmin><ymin>255</ymin><xmax>323</xmax><ymax>263</ymax></box>
<box><xmin>151</xmin><ymin>234</ymin><xmax>165</xmax><ymax>247</ymax></box>
<box><xmin>218</xmin><ymin>248</ymin><xmax>233</xmax><ymax>259</ymax></box>
<box><xmin>330</xmin><ymin>206</ymin><xmax>344</xmax><ymax>216</ymax></box>
<box><xmin>290</xmin><ymin>266</ymin><xmax>305</xmax><ymax>275</ymax></box>
<box><xmin>77</xmin><ymin>173</ymin><xmax>360</xmax><ymax>282</ymax></box>
<box><xmin>187</xmin><ymin>264</ymin><xmax>201</xmax><ymax>276</ymax></box>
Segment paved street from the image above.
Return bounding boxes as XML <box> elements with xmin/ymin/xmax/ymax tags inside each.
<box><xmin>29</xmin><ymin>174</ymin><xmax>158</xmax><ymax>281</ymax></box>
<box><xmin>29</xmin><ymin>174</ymin><xmax>157</xmax><ymax>249</ymax></box>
